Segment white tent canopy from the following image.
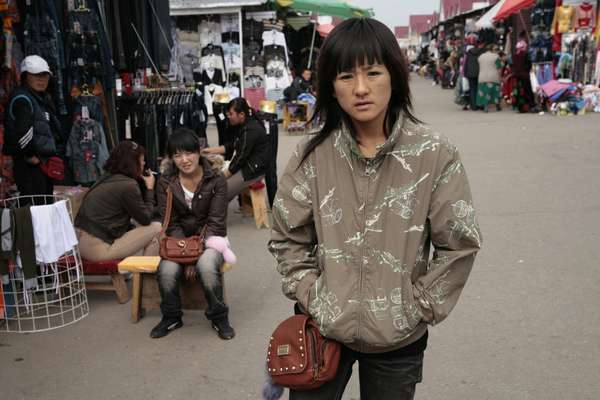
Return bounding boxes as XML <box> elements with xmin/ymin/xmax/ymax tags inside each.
<box><xmin>475</xmin><ymin>0</ymin><xmax>506</xmax><ymax>29</ymax></box>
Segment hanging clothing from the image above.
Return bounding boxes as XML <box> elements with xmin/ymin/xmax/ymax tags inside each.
<box><xmin>551</xmin><ymin>5</ymin><xmax>576</xmax><ymax>34</ymax></box>
<box><xmin>220</xmin><ymin>14</ymin><xmax>239</xmax><ymax>33</ymax></box>
<box><xmin>66</xmin><ymin>118</ymin><xmax>109</xmax><ymax>185</ymax></box>
<box><xmin>199</xmin><ymin>20</ymin><xmax>222</xmax><ymax>49</ymax></box>
<box><xmin>265</xmin><ymin>59</ymin><xmax>292</xmax><ymax>91</ymax></box>
<box><xmin>205</xmin><ymin>84</ymin><xmax>224</xmax><ymax>116</ymax></box>
<box><xmin>222</xmin><ymin>42</ymin><xmax>242</xmax><ymax>71</ymax></box>
<box><xmin>30</xmin><ymin>200</ymin><xmax>78</xmax><ymax>264</ymax></box>
<box><xmin>200</xmin><ymin>53</ymin><xmax>226</xmax><ymax>75</ymax></box>
<box><xmin>12</xmin><ymin>206</ymin><xmax>37</xmax><ymax>280</ymax></box>
<box><xmin>262</xmin><ymin>29</ymin><xmax>289</xmax><ymax>63</ymax></box>
<box><xmin>575</xmin><ymin>2</ymin><xmax>596</xmax><ymax>29</ymax></box>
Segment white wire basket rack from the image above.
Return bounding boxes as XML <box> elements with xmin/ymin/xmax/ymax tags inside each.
<box><xmin>0</xmin><ymin>195</ymin><xmax>89</xmax><ymax>333</ymax></box>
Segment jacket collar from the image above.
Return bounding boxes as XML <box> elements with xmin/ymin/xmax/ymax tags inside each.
<box><xmin>162</xmin><ymin>155</ymin><xmax>216</xmax><ymax>182</ymax></box>
<box><xmin>339</xmin><ymin>112</ymin><xmax>406</xmax><ymax>161</ymax></box>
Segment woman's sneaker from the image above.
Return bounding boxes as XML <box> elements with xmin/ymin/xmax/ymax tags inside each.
<box><xmin>150</xmin><ymin>317</ymin><xmax>183</xmax><ymax>338</ymax></box>
<box><xmin>211</xmin><ymin>317</ymin><xmax>235</xmax><ymax>340</ymax></box>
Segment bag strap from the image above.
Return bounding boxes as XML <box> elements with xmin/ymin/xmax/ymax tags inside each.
<box><xmin>161</xmin><ymin>187</ymin><xmax>174</xmax><ymax>236</ymax></box>
<box><xmin>199</xmin><ymin>224</ymin><xmax>208</xmax><ymax>240</ymax></box>
<box><xmin>160</xmin><ymin>187</ymin><xmax>208</xmax><ymax>239</ymax></box>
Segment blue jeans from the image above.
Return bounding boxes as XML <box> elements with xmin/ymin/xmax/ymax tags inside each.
<box><xmin>157</xmin><ymin>248</ymin><xmax>227</xmax><ymax>321</ymax></box>
<box><xmin>289</xmin><ymin>346</ymin><xmax>424</xmax><ymax>400</ymax></box>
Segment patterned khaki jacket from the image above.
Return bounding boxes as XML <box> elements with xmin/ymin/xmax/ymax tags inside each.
<box><xmin>269</xmin><ymin>115</ymin><xmax>482</xmax><ymax>354</ymax></box>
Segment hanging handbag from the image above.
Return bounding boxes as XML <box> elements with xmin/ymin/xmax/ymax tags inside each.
<box><xmin>40</xmin><ymin>156</ymin><xmax>65</xmax><ymax>181</ymax></box>
<box><xmin>159</xmin><ymin>187</ymin><xmax>206</xmax><ymax>264</ymax></box>
<box><xmin>267</xmin><ymin>314</ymin><xmax>341</xmax><ymax>391</ymax></box>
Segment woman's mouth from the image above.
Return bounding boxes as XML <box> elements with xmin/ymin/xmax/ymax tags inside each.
<box><xmin>354</xmin><ymin>101</ymin><xmax>374</xmax><ymax>111</ymax></box>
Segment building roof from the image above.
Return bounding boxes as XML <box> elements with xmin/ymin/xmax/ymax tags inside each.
<box><xmin>441</xmin><ymin>0</ymin><xmax>499</xmax><ymax>21</ymax></box>
<box><xmin>395</xmin><ymin>26</ymin><xmax>409</xmax><ymax>39</ymax></box>
<box><xmin>409</xmin><ymin>13</ymin><xmax>439</xmax><ymax>35</ymax></box>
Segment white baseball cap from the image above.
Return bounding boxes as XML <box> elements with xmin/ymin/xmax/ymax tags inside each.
<box><xmin>20</xmin><ymin>55</ymin><xmax>53</xmax><ymax>76</ymax></box>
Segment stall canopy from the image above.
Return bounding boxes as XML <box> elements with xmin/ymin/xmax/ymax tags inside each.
<box><xmin>272</xmin><ymin>0</ymin><xmax>374</xmax><ymax>18</ymax></box>
<box><xmin>475</xmin><ymin>0</ymin><xmax>506</xmax><ymax>29</ymax></box>
<box><xmin>493</xmin><ymin>0</ymin><xmax>534</xmax><ymax>21</ymax></box>
<box><xmin>170</xmin><ymin>0</ymin><xmax>268</xmax><ymax>15</ymax></box>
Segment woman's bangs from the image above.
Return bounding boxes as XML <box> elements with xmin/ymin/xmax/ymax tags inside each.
<box><xmin>331</xmin><ymin>24</ymin><xmax>385</xmax><ymax>73</ymax></box>
<box><xmin>167</xmin><ymin>131</ymin><xmax>199</xmax><ymax>156</ymax></box>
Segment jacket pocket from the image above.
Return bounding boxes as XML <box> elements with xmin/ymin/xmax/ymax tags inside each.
<box><xmin>389</xmin><ymin>282</ymin><xmax>423</xmax><ymax>339</ymax></box>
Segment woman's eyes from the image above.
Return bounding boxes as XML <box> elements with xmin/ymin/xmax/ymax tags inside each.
<box><xmin>337</xmin><ymin>70</ymin><xmax>383</xmax><ymax>80</ymax></box>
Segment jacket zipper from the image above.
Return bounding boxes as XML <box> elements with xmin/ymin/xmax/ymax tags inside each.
<box><xmin>358</xmin><ymin>159</ymin><xmax>373</xmax><ymax>353</ymax></box>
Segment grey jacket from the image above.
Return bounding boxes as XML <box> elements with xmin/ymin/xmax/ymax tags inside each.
<box><xmin>269</xmin><ymin>116</ymin><xmax>482</xmax><ymax>353</ymax></box>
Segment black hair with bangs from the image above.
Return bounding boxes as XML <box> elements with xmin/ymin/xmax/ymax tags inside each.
<box><xmin>166</xmin><ymin>128</ymin><xmax>201</xmax><ymax>158</ymax></box>
<box><xmin>302</xmin><ymin>18</ymin><xmax>420</xmax><ymax>163</ymax></box>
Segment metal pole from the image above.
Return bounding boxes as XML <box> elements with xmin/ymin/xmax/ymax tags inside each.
<box><xmin>517</xmin><ymin>10</ymin><xmax>530</xmax><ymax>42</ymax></box>
<box><xmin>130</xmin><ymin>22</ymin><xmax>163</xmax><ymax>79</ymax></box>
<box><xmin>147</xmin><ymin>0</ymin><xmax>172</xmax><ymax>51</ymax></box>
<box><xmin>307</xmin><ymin>18</ymin><xmax>318</xmax><ymax>69</ymax></box>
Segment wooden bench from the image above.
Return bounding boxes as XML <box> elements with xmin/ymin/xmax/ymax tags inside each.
<box><xmin>118</xmin><ymin>256</ymin><xmax>231</xmax><ymax>323</ymax></box>
<box><xmin>240</xmin><ymin>180</ymin><xmax>270</xmax><ymax>229</ymax></box>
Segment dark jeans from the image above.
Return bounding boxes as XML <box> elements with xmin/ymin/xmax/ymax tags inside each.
<box><xmin>157</xmin><ymin>249</ymin><xmax>228</xmax><ymax>321</ymax></box>
<box><xmin>468</xmin><ymin>77</ymin><xmax>479</xmax><ymax>110</ymax></box>
<box><xmin>289</xmin><ymin>346</ymin><xmax>424</xmax><ymax>400</ymax></box>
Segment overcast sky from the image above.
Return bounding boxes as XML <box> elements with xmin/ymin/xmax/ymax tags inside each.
<box><xmin>351</xmin><ymin>0</ymin><xmax>440</xmax><ymax>29</ymax></box>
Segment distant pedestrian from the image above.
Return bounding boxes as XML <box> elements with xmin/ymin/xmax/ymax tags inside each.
<box><xmin>476</xmin><ymin>45</ymin><xmax>503</xmax><ymax>112</ymax></box>
<box><xmin>511</xmin><ymin>31</ymin><xmax>536</xmax><ymax>113</ymax></box>
<box><xmin>464</xmin><ymin>41</ymin><xmax>486</xmax><ymax>110</ymax></box>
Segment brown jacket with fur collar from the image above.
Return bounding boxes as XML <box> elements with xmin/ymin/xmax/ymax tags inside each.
<box><xmin>156</xmin><ymin>156</ymin><xmax>227</xmax><ymax>239</ymax></box>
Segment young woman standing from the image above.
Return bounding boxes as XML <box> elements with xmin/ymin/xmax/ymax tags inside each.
<box><xmin>269</xmin><ymin>18</ymin><xmax>482</xmax><ymax>400</ymax></box>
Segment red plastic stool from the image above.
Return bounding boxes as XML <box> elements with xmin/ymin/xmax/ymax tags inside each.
<box><xmin>60</xmin><ymin>257</ymin><xmax>129</xmax><ymax>304</ymax></box>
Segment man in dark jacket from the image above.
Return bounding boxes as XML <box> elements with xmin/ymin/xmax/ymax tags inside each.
<box><xmin>464</xmin><ymin>43</ymin><xmax>486</xmax><ymax>111</ymax></box>
<box><xmin>3</xmin><ymin>55</ymin><xmax>64</xmax><ymax>200</ymax></box>
<box><xmin>202</xmin><ymin>97</ymin><xmax>270</xmax><ymax>201</ymax></box>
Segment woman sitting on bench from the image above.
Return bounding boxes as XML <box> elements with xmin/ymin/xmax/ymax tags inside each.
<box><xmin>151</xmin><ymin>128</ymin><xmax>234</xmax><ymax>340</ymax></box>
<box><xmin>75</xmin><ymin>141</ymin><xmax>161</xmax><ymax>261</ymax></box>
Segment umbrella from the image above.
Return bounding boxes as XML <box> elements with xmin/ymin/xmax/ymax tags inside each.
<box><xmin>475</xmin><ymin>0</ymin><xmax>506</xmax><ymax>29</ymax></box>
<box><xmin>493</xmin><ymin>0</ymin><xmax>535</xmax><ymax>21</ymax></box>
<box><xmin>273</xmin><ymin>0</ymin><xmax>374</xmax><ymax>19</ymax></box>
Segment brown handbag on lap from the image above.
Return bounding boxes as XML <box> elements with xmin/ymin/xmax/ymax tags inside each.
<box><xmin>159</xmin><ymin>187</ymin><xmax>206</xmax><ymax>264</ymax></box>
<box><xmin>267</xmin><ymin>314</ymin><xmax>341</xmax><ymax>390</ymax></box>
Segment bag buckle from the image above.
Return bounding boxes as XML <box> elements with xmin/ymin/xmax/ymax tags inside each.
<box><xmin>277</xmin><ymin>344</ymin><xmax>290</xmax><ymax>356</ymax></box>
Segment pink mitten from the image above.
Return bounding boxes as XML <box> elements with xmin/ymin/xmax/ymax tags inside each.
<box><xmin>206</xmin><ymin>236</ymin><xmax>237</xmax><ymax>265</ymax></box>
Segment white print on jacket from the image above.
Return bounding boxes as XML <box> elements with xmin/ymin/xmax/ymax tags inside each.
<box><xmin>319</xmin><ymin>188</ymin><xmax>342</xmax><ymax>227</ymax></box>
<box><xmin>450</xmin><ymin>200</ymin><xmax>482</xmax><ymax>247</ymax></box>
<box><xmin>387</xmin><ymin>140</ymin><xmax>441</xmax><ymax>173</ymax></box>
<box><xmin>375</xmin><ymin>174</ymin><xmax>430</xmax><ymax>220</ymax></box>
<box><xmin>309</xmin><ymin>279</ymin><xmax>343</xmax><ymax>328</ymax></box>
